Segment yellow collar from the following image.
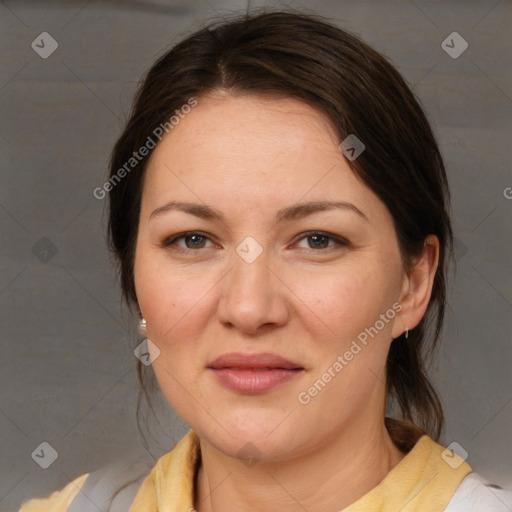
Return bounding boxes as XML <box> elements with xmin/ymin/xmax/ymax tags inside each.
<box><xmin>130</xmin><ymin>430</ymin><xmax>471</xmax><ymax>512</ymax></box>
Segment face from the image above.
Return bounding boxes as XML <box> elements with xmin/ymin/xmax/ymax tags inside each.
<box><xmin>134</xmin><ymin>93</ymin><xmax>408</xmax><ymax>462</ymax></box>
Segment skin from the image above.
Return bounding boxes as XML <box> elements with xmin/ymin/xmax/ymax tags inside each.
<box><xmin>134</xmin><ymin>92</ymin><xmax>439</xmax><ymax>512</ymax></box>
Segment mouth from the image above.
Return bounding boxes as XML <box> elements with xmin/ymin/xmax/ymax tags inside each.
<box><xmin>208</xmin><ymin>352</ymin><xmax>304</xmax><ymax>393</ymax></box>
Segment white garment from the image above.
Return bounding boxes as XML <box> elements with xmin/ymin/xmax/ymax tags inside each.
<box><xmin>445</xmin><ymin>473</ymin><xmax>512</xmax><ymax>512</ymax></box>
<box><xmin>63</xmin><ymin>464</ymin><xmax>512</xmax><ymax>512</ymax></box>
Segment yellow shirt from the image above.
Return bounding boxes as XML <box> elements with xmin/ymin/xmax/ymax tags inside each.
<box><xmin>20</xmin><ymin>430</ymin><xmax>472</xmax><ymax>512</ymax></box>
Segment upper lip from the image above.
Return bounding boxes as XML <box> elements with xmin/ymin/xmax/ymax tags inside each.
<box><xmin>208</xmin><ymin>352</ymin><xmax>303</xmax><ymax>370</ymax></box>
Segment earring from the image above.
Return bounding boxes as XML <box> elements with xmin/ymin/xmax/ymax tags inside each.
<box><xmin>138</xmin><ymin>317</ymin><xmax>147</xmax><ymax>338</ymax></box>
<box><xmin>405</xmin><ymin>329</ymin><xmax>409</xmax><ymax>339</ymax></box>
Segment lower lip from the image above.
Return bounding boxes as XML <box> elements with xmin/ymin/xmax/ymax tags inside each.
<box><xmin>210</xmin><ymin>368</ymin><xmax>303</xmax><ymax>393</ymax></box>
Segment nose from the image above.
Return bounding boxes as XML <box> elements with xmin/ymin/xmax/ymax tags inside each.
<box><xmin>216</xmin><ymin>245</ymin><xmax>290</xmax><ymax>335</ymax></box>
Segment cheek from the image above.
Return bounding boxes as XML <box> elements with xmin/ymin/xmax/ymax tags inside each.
<box><xmin>134</xmin><ymin>260</ymin><xmax>217</xmax><ymax>413</ymax></box>
<box><xmin>135</xmin><ymin>261</ymin><xmax>217</xmax><ymax>344</ymax></box>
<box><xmin>290</xmin><ymin>264</ymin><xmax>399</xmax><ymax>418</ymax></box>
<box><xmin>289</xmin><ymin>259</ymin><xmax>399</xmax><ymax>346</ymax></box>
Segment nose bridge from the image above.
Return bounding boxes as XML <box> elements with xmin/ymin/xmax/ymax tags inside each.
<box><xmin>233</xmin><ymin>247</ymin><xmax>269</xmax><ymax>292</ymax></box>
<box><xmin>229</xmin><ymin>241</ymin><xmax>272</xmax><ymax>305</ymax></box>
<box><xmin>217</xmin><ymin>238</ymin><xmax>287</xmax><ymax>332</ymax></box>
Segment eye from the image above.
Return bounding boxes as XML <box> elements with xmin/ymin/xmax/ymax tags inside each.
<box><xmin>160</xmin><ymin>230</ymin><xmax>349</xmax><ymax>252</ymax></box>
<box><xmin>294</xmin><ymin>231</ymin><xmax>349</xmax><ymax>250</ymax></box>
<box><xmin>161</xmin><ymin>231</ymin><xmax>215</xmax><ymax>250</ymax></box>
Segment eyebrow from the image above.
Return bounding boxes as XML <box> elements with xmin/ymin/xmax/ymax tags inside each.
<box><xmin>149</xmin><ymin>200</ymin><xmax>369</xmax><ymax>223</ymax></box>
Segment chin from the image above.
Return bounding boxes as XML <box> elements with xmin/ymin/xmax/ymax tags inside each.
<box><xmin>193</xmin><ymin>410</ymin><xmax>298</xmax><ymax>458</ymax></box>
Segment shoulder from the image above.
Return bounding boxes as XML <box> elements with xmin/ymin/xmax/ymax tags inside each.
<box><xmin>18</xmin><ymin>458</ymin><xmax>154</xmax><ymax>512</ymax></box>
<box><xmin>18</xmin><ymin>473</ymin><xmax>89</xmax><ymax>512</ymax></box>
<box><xmin>444</xmin><ymin>472</ymin><xmax>512</xmax><ymax>512</ymax></box>
<box><xmin>67</xmin><ymin>458</ymin><xmax>154</xmax><ymax>512</ymax></box>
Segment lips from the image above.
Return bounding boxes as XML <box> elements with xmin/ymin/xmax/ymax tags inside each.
<box><xmin>208</xmin><ymin>352</ymin><xmax>304</xmax><ymax>393</ymax></box>
<box><xmin>208</xmin><ymin>352</ymin><xmax>303</xmax><ymax>370</ymax></box>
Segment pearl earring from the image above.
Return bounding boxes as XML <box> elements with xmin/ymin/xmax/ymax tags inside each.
<box><xmin>405</xmin><ymin>329</ymin><xmax>409</xmax><ymax>339</ymax></box>
<box><xmin>138</xmin><ymin>317</ymin><xmax>147</xmax><ymax>338</ymax></box>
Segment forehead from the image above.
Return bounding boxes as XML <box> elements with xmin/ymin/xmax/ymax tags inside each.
<box><xmin>141</xmin><ymin>93</ymin><xmax>383</xmax><ymax>221</ymax></box>
<box><xmin>149</xmin><ymin>93</ymin><xmax>340</xmax><ymax>168</ymax></box>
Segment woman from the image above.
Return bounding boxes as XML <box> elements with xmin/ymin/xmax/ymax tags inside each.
<box><xmin>20</xmin><ymin>10</ymin><xmax>510</xmax><ymax>512</ymax></box>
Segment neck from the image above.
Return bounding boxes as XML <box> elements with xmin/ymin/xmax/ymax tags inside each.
<box><xmin>194</xmin><ymin>417</ymin><xmax>406</xmax><ymax>512</ymax></box>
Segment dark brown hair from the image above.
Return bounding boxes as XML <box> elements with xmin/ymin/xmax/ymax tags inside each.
<box><xmin>107</xmin><ymin>10</ymin><xmax>452</xmax><ymax>443</ymax></box>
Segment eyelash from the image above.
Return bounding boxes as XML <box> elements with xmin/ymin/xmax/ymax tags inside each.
<box><xmin>160</xmin><ymin>231</ymin><xmax>350</xmax><ymax>253</ymax></box>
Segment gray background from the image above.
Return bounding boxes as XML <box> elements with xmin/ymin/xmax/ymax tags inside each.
<box><xmin>1</xmin><ymin>0</ymin><xmax>511</xmax><ymax>510</ymax></box>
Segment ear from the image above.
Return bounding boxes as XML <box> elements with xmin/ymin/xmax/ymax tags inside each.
<box><xmin>391</xmin><ymin>235</ymin><xmax>440</xmax><ymax>339</ymax></box>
